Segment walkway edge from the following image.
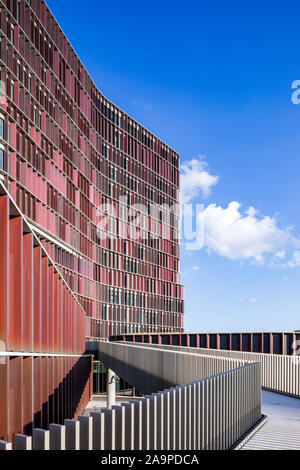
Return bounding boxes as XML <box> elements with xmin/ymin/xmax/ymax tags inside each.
<box><xmin>232</xmin><ymin>415</ymin><xmax>268</xmax><ymax>450</ymax></box>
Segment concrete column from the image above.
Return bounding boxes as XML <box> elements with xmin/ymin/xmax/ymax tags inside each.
<box><xmin>33</xmin><ymin>429</ymin><xmax>50</xmax><ymax>450</ymax></box>
<box><xmin>91</xmin><ymin>411</ymin><xmax>105</xmax><ymax>450</ymax></box>
<box><xmin>78</xmin><ymin>416</ymin><xmax>93</xmax><ymax>450</ymax></box>
<box><xmin>65</xmin><ymin>419</ymin><xmax>80</xmax><ymax>450</ymax></box>
<box><xmin>14</xmin><ymin>434</ymin><xmax>32</xmax><ymax>450</ymax></box>
<box><xmin>107</xmin><ymin>368</ymin><xmax>116</xmax><ymax>409</ymax></box>
<box><xmin>50</xmin><ymin>424</ymin><xmax>66</xmax><ymax>450</ymax></box>
<box><xmin>0</xmin><ymin>440</ymin><xmax>12</xmax><ymax>450</ymax></box>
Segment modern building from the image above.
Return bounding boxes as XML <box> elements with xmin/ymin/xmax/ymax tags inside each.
<box><xmin>0</xmin><ymin>0</ymin><xmax>184</xmax><ymax>342</ymax></box>
<box><xmin>0</xmin><ymin>0</ymin><xmax>183</xmax><ymax>442</ymax></box>
<box><xmin>0</xmin><ymin>2</ymin><xmax>298</xmax><ymax>451</ymax></box>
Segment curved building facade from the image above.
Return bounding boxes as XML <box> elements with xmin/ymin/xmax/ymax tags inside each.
<box><xmin>0</xmin><ymin>0</ymin><xmax>184</xmax><ymax>340</ymax></box>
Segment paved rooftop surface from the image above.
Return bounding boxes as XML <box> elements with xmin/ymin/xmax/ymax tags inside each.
<box><xmin>241</xmin><ymin>390</ymin><xmax>300</xmax><ymax>450</ymax></box>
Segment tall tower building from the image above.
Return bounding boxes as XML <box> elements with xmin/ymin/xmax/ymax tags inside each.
<box><xmin>0</xmin><ymin>0</ymin><xmax>184</xmax><ymax>342</ymax></box>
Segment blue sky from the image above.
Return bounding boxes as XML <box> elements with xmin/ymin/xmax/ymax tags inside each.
<box><xmin>47</xmin><ymin>0</ymin><xmax>300</xmax><ymax>332</ymax></box>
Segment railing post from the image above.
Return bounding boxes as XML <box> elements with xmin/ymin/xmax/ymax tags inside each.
<box><xmin>65</xmin><ymin>420</ymin><xmax>80</xmax><ymax>450</ymax></box>
<box><xmin>0</xmin><ymin>440</ymin><xmax>12</xmax><ymax>450</ymax></box>
<box><xmin>181</xmin><ymin>385</ymin><xmax>187</xmax><ymax>450</ymax></box>
<box><xmin>121</xmin><ymin>402</ymin><xmax>135</xmax><ymax>450</ymax></box>
<box><xmin>141</xmin><ymin>397</ymin><xmax>150</xmax><ymax>450</ymax></box>
<box><xmin>190</xmin><ymin>382</ymin><xmax>197</xmax><ymax>450</ymax></box>
<box><xmin>78</xmin><ymin>416</ymin><xmax>93</xmax><ymax>450</ymax></box>
<box><xmin>162</xmin><ymin>390</ymin><xmax>170</xmax><ymax>450</ymax></box>
<box><xmin>148</xmin><ymin>395</ymin><xmax>157</xmax><ymax>451</ymax></box>
<box><xmin>14</xmin><ymin>434</ymin><xmax>32</xmax><ymax>450</ymax></box>
<box><xmin>50</xmin><ymin>424</ymin><xmax>66</xmax><ymax>450</ymax></box>
<box><xmin>156</xmin><ymin>392</ymin><xmax>164</xmax><ymax>450</ymax></box>
<box><xmin>175</xmin><ymin>387</ymin><xmax>182</xmax><ymax>450</ymax></box>
<box><xmin>90</xmin><ymin>411</ymin><xmax>105</xmax><ymax>450</ymax></box>
<box><xmin>132</xmin><ymin>400</ymin><xmax>142</xmax><ymax>450</ymax></box>
<box><xmin>103</xmin><ymin>409</ymin><xmax>116</xmax><ymax>450</ymax></box>
<box><xmin>33</xmin><ymin>429</ymin><xmax>50</xmax><ymax>450</ymax></box>
<box><xmin>169</xmin><ymin>388</ymin><xmax>176</xmax><ymax>450</ymax></box>
<box><xmin>112</xmin><ymin>405</ymin><xmax>125</xmax><ymax>450</ymax></box>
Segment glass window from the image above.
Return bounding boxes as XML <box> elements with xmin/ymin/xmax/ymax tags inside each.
<box><xmin>10</xmin><ymin>81</ymin><xmax>14</xmax><ymax>101</ymax></box>
<box><xmin>0</xmin><ymin>115</ymin><xmax>4</xmax><ymax>139</ymax></box>
<box><xmin>0</xmin><ymin>147</ymin><xmax>4</xmax><ymax>170</ymax></box>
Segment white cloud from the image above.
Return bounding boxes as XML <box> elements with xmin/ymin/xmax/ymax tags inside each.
<box><xmin>198</xmin><ymin>201</ymin><xmax>300</xmax><ymax>265</ymax></box>
<box><xmin>235</xmin><ymin>297</ymin><xmax>258</xmax><ymax>303</ymax></box>
<box><xmin>275</xmin><ymin>250</ymin><xmax>286</xmax><ymax>259</ymax></box>
<box><xmin>180</xmin><ymin>156</ymin><xmax>219</xmax><ymax>204</ymax></box>
<box><xmin>287</xmin><ymin>251</ymin><xmax>300</xmax><ymax>267</ymax></box>
<box><xmin>180</xmin><ymin>156</ymin><xmax>300</xmax><ymax>267</ymax></box>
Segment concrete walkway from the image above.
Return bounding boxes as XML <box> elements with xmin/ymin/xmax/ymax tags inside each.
<box><xmin>241</xmin><ymin>390</ymin><xmax>300</xmax><ymax>450</ymax></box>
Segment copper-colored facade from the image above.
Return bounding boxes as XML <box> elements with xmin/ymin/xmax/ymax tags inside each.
<box><xmin>0</xmin><ymin>0</ymin><xmax>185</xmax><ymax>443</ymax></box>
<box><xmin>0</xmin><ymin>188</ymin><xmax>93</xmax><ymax>442</ymax></box>
<box><xmin>0</xmin><ymin>0</ymin><xmax>184</xmax><ymax>342</ymax></box>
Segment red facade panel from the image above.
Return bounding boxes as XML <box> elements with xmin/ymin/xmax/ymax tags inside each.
<box><xmin>41</xmin><ymin>257</ymin><xmax>49</xmax><ymax>352</ymax></box>
<box><xmin>22</xmin><ymin>233</ymin><xmax>33</xmax><ymax>352</ymax></box>
<box><xmin>0</xmin><ymin>356</ymin><xmax>9</xmax><ymax>442</ymax></box>
<box><xmin>33</xmin><ymin>246</ymin><xmax>42</xmax><ymax>352</ymax></box>
<box><xmin>22</xmin><ymin>357</ymin><xmax>33</xmax><ymax>436</ymax></box>
<box><xmin>33</xmin><ymin>356</ymin><xmax>42</xmax><ymax>430</ymax></box>
<box><xmin>9</xmin><ymin>217</ymin><xmax>23</xmax><ymax>351</ymax></box>
<box><xmin>48</xmin><ymin>267</ymin><xmax>54</xmax><ymax>353</ymax></box>
<box><xmin>8</xmin><ymin>357</ymin><xmax>23</xmax><ymax>439</ymax></box>
<box><xmin>0</xmin><ymin>196</ymin><xmax>9</xmax><ymax>350</ymax></box>
<box><xmin>0</xmin><ymin>183</ymin><xmax>92</xmax><ymax>441</ymax></box>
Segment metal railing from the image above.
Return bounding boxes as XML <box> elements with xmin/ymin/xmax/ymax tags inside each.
<box><xmin>89</xmin><ymin>341</ymin><xmax>254</xmax><ymax>394</ymax></box>
<box><xmin>125</xmin><ymin>342</ymin><xmax>300</xmax><ymax>398</ymax></box>
<box><xmin>0</xmin><ymin>361</ymin><xmax>261</xmax><ymax>450</ymax></box>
